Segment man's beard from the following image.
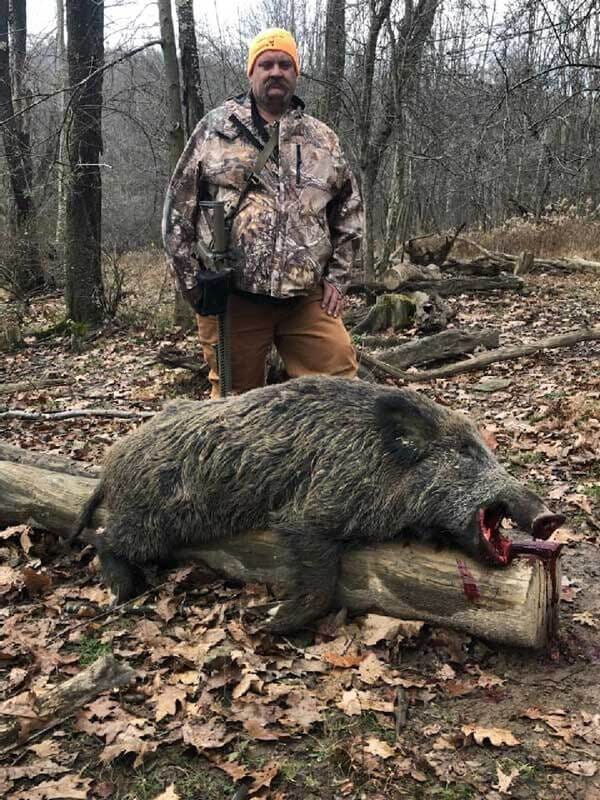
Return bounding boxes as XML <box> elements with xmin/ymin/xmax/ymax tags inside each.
<box><xmin>255</xmin><ymin>80</ymin><xmax>292</xmax><ymax>114</ymax></box>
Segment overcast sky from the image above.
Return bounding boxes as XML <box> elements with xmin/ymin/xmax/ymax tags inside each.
<box><xmin>27</xmin><ymin>0</ymin><xmax>243</xmax><ymax>44</ymax></box>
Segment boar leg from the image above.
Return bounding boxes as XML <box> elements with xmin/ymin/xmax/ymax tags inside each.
<box><xmin>266</xmin><ymin>528</ymin><xmax>341</xmax><ymax>633</ymax></box>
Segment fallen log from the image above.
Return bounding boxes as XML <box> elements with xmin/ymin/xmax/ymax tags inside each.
<box><xmin>359</xmin><ymin>326</ymin><xmax>600</xmax><ymax>382</ymax></box>
<box><xmin>369</xmin><ymin>328</ymin><xmax>499</xmax><ymax>369</ymax></box>
<box><xmin>0</xmin><ymin>655</ymin><xmax>133</xmax><ymax>747</ymax></box>
<box><xmin>452</xmin><ymin>240</ymin><xmax>600</xmax><ymax>275</ymax></box>
<box><xmin>0</xmin><ymin>442</ymin><xmax>101</xmax><ymax>477</ymax></box>
<box><xmin>383</xmin><ymin>275</ymin><xmax>524</xmax><ymax>296</ymax></box>
<box><xmin>0</xmin><ymin>378</ymin><xmax>69</xmax><ymax>396</ymax></box>
<box><xmin>0</xmin><ymin>459</ymin><xmax>561</xmax><ymax>648</ymax></box>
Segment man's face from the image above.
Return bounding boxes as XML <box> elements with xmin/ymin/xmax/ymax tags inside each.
<box><xmin>249</xmin><ymin>50</ymin><xmax>297</xmax><ymax>112</ymax></box>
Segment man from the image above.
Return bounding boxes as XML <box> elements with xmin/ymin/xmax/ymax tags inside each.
<box><xmin>162</xmin><ymin>28</ymin><xmax>362</xmax><ymax>397</ymax></box>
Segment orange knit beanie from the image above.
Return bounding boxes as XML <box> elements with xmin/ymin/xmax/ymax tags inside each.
<box><xmin>247</xmin><ymin>28</ymin><xmax>300</xmax><ymax>76</ymax></box>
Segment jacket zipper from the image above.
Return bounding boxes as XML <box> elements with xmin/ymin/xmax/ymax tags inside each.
<box><xmin>295</xmin><ymin>144</ymin><xmax>302</xmax><ymax>186</ymax></box>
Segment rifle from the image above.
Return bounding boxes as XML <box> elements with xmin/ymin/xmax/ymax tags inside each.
<box><xmin>194</xmin><ymin>201</ymin><xmax>234</xmax><ymax>397</ymax></box>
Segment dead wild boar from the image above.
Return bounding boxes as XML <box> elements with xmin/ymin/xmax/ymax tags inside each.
<box><xmin>72</xmin><ymin>377</ymin><xmax>564</xmax><ymax>632</ymax></box>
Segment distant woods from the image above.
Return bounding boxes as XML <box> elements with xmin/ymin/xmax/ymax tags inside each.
<box><xmin>1</xmin><ymin>0</ymin><xmax>599</xmax><ymax>317</ymax></box>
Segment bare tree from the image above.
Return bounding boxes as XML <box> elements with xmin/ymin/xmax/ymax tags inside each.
<box><xmin>64</xmin><ymin>0</ymin><xmax>105</xmax><ymax>323</ymax></box>
<box><xmin>176</xmin><ymin>0</ymin><xmax>204</xmax><ymax>138</ymax></box>
<box><xmin>321</xmin><ymin>0</ymin><xmax>345</xmax><ymax>127</ymax></box>
<box><xmin>158</xmin><ymin>0</ymin><xmax>185</xmax><ymax>176</ymax></box>
<box><xmin>0</xmin><ymin>0</ymin><xmax>43</xmax><ymax>293</ymax></box>
<box><xmin>54</xmin><ymin>0</ymin><xmax>67</xmax><ymax>284</ymax></box>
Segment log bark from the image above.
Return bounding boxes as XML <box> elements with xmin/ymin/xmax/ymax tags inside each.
<box><xmin>385</xmin><ymin>275</ymin><xmax>524</xmax><ymax>296</ymax></box>
<box><xmin>0</xmin><ymin>378</ymin><xmax>69</xmax><ymax>395</ymax></box>
<box><xmin>0</xmin><ymin>654</ymin><xmax>133</xmax><ymax>747</ymax></box>
<box><xmin>0</xmin><ymin>443</ymin><xmax>101</xmax><ymax>477</ymax></box>
<box><xmin>369</xmin><ymin>328</ymin><xmax>500</xmax><ymax>369</ymax></box>
<box><xmin>0</xmin><ymin>460</ymin><xmax>561</xmax><ymax>648</ymax></box>
<box><xmin>359</xmin><ymin>326</ymin><xmax>600</xmax><ymax>382</ymax></box>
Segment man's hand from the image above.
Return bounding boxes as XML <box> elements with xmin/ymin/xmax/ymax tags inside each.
<box><xmin>182</xmin><ymin>285</ymin><xmax>202</xmax><ymax>312</ymax></box>
<box><xmin>321</xmin><ymin>280</ymin><xmax>343</xmax><ymax>318</ymax></box>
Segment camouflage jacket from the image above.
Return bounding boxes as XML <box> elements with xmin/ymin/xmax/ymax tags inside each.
<box><xmin>162</xmin><ymin>94</ymin><xmax>363</xmax><ymax>298</ymax></box>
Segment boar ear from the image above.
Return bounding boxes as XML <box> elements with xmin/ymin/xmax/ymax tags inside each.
<box><xmin>375</xmin><ymin>392</ymin><xmax>440</xmax><ymax>466</ymax></box>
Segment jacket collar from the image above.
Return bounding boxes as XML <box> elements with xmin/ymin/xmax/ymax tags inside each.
<box><xmin>218</xmin><ymin>92</ymin><xmax>305</xmax><ymax>139</ymax></box>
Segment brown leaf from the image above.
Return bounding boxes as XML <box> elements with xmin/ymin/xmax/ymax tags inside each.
<box><xmin>0</xmin><ymin>524</ymin><xmax>30</xmax><ymax>540</ymax></box>
<box><xmin>573</xmin><ymin>611</ymin><xmax>599</xmax><ymax>629</ymax></box>
<box><xmin>462</xmin><ymin>724</ymin><xmax>520</xmax><ymax>747</ymax></box>
<box><xmin>101</xmin><ymin>737</ymin><xmax>158</xmax><ymax>767</ymax></box>
<box><xmin>337</xmin><ymin>689</ymin><xmax>362</xmax><ymax>716</ymax></box>
<box><xmin>365</xmin><ymin>737</ymin><xmax>396</xmax><ymax>759</ymax></box>
<box><xmin>359</xmin><ymin>614</ymin><xmax>421</xmax><ymax>645</ymax></box>
<box><xmin>494</xmin><ymin>764</ymin><xmax>520</xmax><ymax>794</ymax></box>
<box><xmin>244</xmin><ymin>719</ymin><xmax>284</xmax><ymax>741</ymax></box>
<box><xmin>0</xmin><ymin>564</ymin><xmax>20</xmax><ymax>592</ymax></box>
<box><xmin>20</xmin><ymin>528</ymin><xmax>33</xmax><ymax>554</ymax></box>
<box><xmin>22</xmin><ymin>567</ymin><xmax>52</xmax><ymax>596</ymax></box>
<box><xmin>154</xmin><ymin>685</ymin><xmax>187</xmax><ymax>721</ymax></box>
<box><xmin>280</xmin><ymin>691</ymin><xmax>324</xmax><ymax>730</ymax></box>
<box><xmin>248</xmin><ymin>761</ymin><xmax>279</xmax><ymax>795</ymax></box>
<box><xmin>182</xmin><ymin>719</ymin><xmax>235</xmax><ymax>751</ymax></box>
<box><xmin>156</xmin><ymin>595</ymin><xmax>178</xmax><ymax>623</ymax></box>
<box><xmin>564</xmin><ymin>761</ymin><xmax>598</xmax><ymax>777</ymax></box>
<box><xmin>0</xmin><ymin>689</ymin><xmax>40</xmax><ymax>719</ymax></box>
<box><xmin>322</xmin><ymin>651</ymin><xmax>365</xmax><ymax>668</ymax></box>
<box><xmin>11</xmin><ymin>774</ymin><xmax>92</xmax><ymax>799</ymax></box>
<box><xmin>358</xmin><ymin>653</ymin><xmax>385</xmax><ymax>685</ymax></box>
<box><xmin>152</xmin><ymin>784</ymin><xmax>181</xmax><ymax>800</ymax></box>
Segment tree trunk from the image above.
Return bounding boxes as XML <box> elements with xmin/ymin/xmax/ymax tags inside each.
<box><xmin>322</xmin><ymin>0</ymin><xmax>345</xmax><ymax>127</ymax></box>
<box><xmin>53</xmin><ymin>0</ymin><xmax>68</xmax><ymax>288</ymax></box>
<box><xmin>64</xmin><ymin>0</ymin><xmax>105</xmax><ymax>323</ymax></box>
<box><xmin>158</xmin><ymin>0</ymin><xmax>193</xmax><ymax>330</ymax></box>
<box><xmin>0</xmin><ymin>458</ymin><xmax>562</xmax><ymax>648</ymax></box>
<box><xmin>0</xmin><ymin>0</ymin><xmax>43</xmax><ymax>294</ymax></box>
<box><xmin>175</xmin><ymin>0</ymin><xmax>204</xmax><ymax>139</ymax></box>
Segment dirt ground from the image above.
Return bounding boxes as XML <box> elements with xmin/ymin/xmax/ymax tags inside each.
<box><xmin>0</xmin><ymin>258</ymin><xmax>599</xmax><ymax>800</ymax></box>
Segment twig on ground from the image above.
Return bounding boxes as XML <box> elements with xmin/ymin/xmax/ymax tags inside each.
<box><xmin>0</xmin><ymin>408</ymin><xmax>155</xmax><ymax>421</ymax></box>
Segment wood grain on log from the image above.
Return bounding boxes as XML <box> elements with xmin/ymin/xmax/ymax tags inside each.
<box><xmin>0</xmin><ymin>459</ymin><xmax>560</xmax><ymax>648</ymax></box>
<box><xmin>369</xmin><ymin>328</ymin><xmax>499</xmax><ymax>369</ymax></box>
<box><xmin>0</xmin><ymin>443</ymin><xmax>101</xmax><ymax>477</ymax></box>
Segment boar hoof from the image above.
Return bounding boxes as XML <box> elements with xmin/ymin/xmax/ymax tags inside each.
<box><xmin>99</xmin><ymin>551</ymin><xmax>147</xmax><ymax>605</ymax></box>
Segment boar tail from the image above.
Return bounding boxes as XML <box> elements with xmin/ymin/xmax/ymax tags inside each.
<box><xmin>68</xmin><ymin>482</ymin><xmax>105</xmax><ymax>543</ymax></box>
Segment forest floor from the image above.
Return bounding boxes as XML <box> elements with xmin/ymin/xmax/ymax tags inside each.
<box><xmin>0</xmin><ymin>237</ymin><xmax>599</xmax><ymax>800</ymax></box>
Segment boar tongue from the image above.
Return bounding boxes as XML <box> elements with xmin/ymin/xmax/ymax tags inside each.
<box><xmin>478</xmin><ymin>507</ymin><xmax>512</xmax><ymax>565</ymax></box>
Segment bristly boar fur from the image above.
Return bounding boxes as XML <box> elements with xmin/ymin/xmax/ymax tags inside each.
<box><xmin>73</xmin><ymin>377</ymin><xmax>563</xmax><ymax>632</ymax></box>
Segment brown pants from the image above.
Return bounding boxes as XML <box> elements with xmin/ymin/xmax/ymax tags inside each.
<box><xmin>196</xmin><ymin>288</ymin><xmax>358</xmax><ymax>398</ymax></box>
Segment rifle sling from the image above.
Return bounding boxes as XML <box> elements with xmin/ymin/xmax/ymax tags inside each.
<box><xmin>225</xmin><ymin>121</ymin><xmax>279</xmax><ymax>226</ymax></box>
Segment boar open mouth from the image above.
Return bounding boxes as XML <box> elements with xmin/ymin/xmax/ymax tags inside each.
<box><xmin>478</xmin><ymin>506</ymin><xmax>512</xmax><ymax>566</ymax></box>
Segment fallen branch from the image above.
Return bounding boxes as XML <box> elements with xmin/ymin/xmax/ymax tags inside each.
<box><xmin>359</xmin><ymin>326</ymin><xmax>600</xmax><ymax>382</ymax></box>
<box><xmin>0</xmin><ymin>408</ymin><xmax>154</xmax><ymax>422</ymax></box>
<box><xmin>157</xmin><ymin>347</ymin><xmax>208</xmax><ymax>375</ymax></box>
<box><xmin>0</xmin><ymin>378</ymin><xmax>69</xmax><ymax>396</ymax></box>
<box><xmin>0</xmin><ymin>655</ymin><xmax>133</xmax><ymax>747</ymax></box>
<box><xmin>0</xmin><ymin>459</ymin><xmax>562</xmax><ymax>648</ymax></box>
